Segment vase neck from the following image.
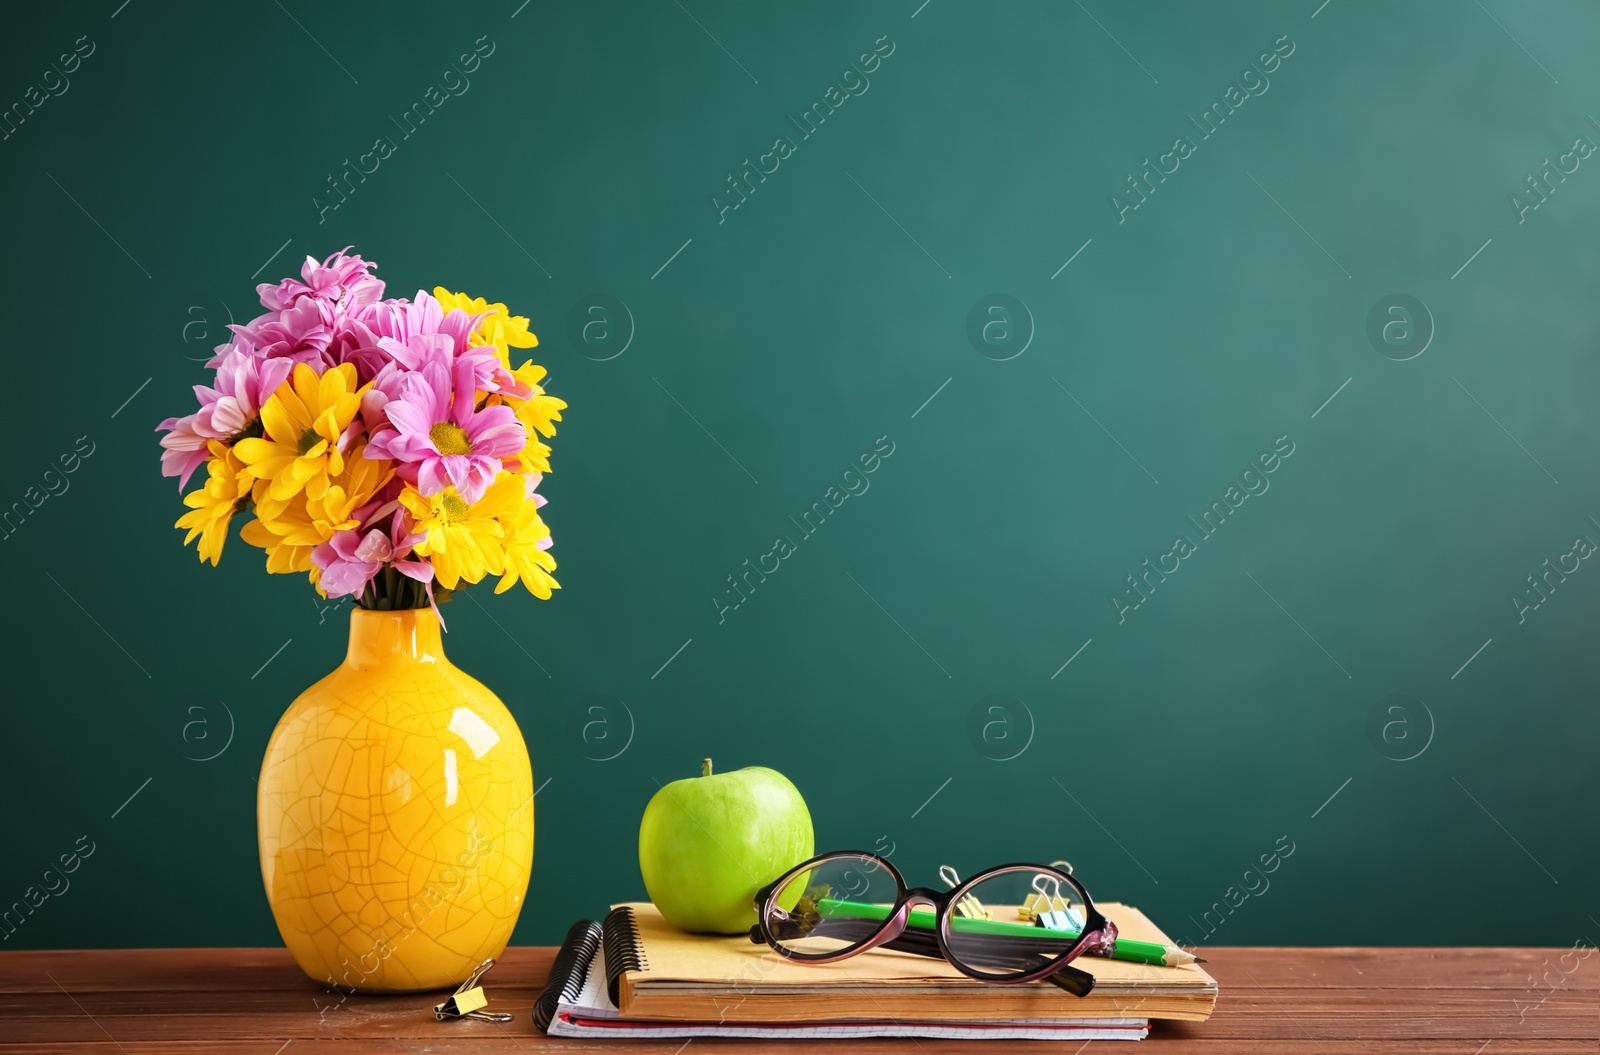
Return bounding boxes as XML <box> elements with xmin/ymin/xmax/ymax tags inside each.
<box><xmin>346</xmin><ymin>608</ymin><xmax>447</xmax><ymax>670</ymax></box>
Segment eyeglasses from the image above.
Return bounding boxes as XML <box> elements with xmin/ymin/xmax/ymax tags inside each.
<box><xmin>747</xmin><ymin>851</ymin><xmax>1116</xmax><ymax>996</ymax></box>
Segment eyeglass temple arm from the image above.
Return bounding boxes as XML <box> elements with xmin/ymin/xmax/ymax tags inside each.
<box><xmin>1025</xmin><ymin>916</ymin><xmax>1116</xmax><ymax>996</ymax></box>
<box><xmin>1048</xmin><ymin>919</ymin><xmax>1118</xmax><ymax>996</ymax></box>
<box><xmin>1045</xmin><ymin>962</ymin><xmax>1096</xmax><ymax>996</ymax></box>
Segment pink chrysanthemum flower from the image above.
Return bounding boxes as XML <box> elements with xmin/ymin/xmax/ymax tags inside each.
<box><xmin>154</xmin><ymin>413</ymin><xmax>211</xmax><ymax>489</ymax></box>
<box><xmin>257</xmin><ymin>247</ymin><xmax>385</xmax><ymax>313</ymax></box>
<box><xmin>363</xmin><ymin>290</ymin><xmax>474</xmax><ymax>351</ymax></box>
<box><xmin>311</xmin><ymin>505</ymin><xmax>432</xmax><ymax>600</ymax></box>
<box><xmin>356</xmin><ymin>291</ymin><xmax>528</xmax><ymax>446</ymax></box>
<box><xmin>222</xmin><ymin>250</ymin><xmax>389</xmax><ymax>380</ymax></box>
<box><xmin>366</xmin><ymin>358</ymin><xmax>525</xmax><ymax>504</ymax></box>
<box><xmin>324</xmin><ymin>316</ymin><xmax>388</xmax><ymax>383</ymax></box>
<box><xmin>235</xmin><ymin>297</ymin><xmax>336</xmax><ymax>369</ymax></box>
<box><xmin>157</xmin><ymin>344</ymin><xmax>297</xmax><ymax>489</ymax></box>
<box><xmin>194</xmin><ymin>345</ymin><xmax>294</xmax><ymax>441</ymax></box>
<box><xmin>366</xmin><ymin>290</ymin><xmax>527</xmax><ymax>396</ymax></box>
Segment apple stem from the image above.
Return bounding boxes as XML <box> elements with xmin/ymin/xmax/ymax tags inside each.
<box><xmin>702</xmin><ymin>758</ymin><xmax>713</xmax><ymax>777</ymax></box>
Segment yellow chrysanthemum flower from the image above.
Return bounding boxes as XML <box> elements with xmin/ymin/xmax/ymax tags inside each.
<box><xmin>235</xmin><ymin>363</ymin><xmax>366</xmax><ymax>503</ymax></box>
<box><xmin>504</xmin><ymin>429</ymin><xmax>553</xmax><ymax>477</ymax></box>
<box><xmin>433</xmin><ymin>287</ymin><xmax>538</xmax><ymax>366</ymax></box>
<box><xmin>239</xmin><ymin>518</ymin><xmax>317</xmax><ymax>574</ymax></box>
<box><xmin>488</xmin><ymin>362</ymin><xmax>563</xmax><ymax>483</ymax></box>
<box><xmin>433</xmin><ymin>289</ymin><xmax>563</xmax><ymax>479</ymax></box>
<box><xmin>175</xmin><ymin>441</ymin><xmax>251</xmax><ymax>566</ymax></box>
<box><xmin>252</xmin><ymin>444</ymin><xmax>395</xmax><ymax>550</ymax></box>
<box><xmin>399</xmin><ymin>474</ymin><xmax>523</xmax><ymax>589</ymax></box>
<box><xmin>494</xmin><ymin>500</ymin><xmax>560</xmax><ymax>599</ymax></box>
<box><xmin>500</xmin><ymin>360</ymin><xmax>566</xmax><ymax>440</ymax></box>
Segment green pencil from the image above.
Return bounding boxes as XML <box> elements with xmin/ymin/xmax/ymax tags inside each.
<box><xmin>817</xmin><ymin>898</ymin><xmax>1202</xmax><ymax>968</ymax></box>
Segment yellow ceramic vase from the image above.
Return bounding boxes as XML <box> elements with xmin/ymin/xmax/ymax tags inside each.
<box><xmin>257</xmin><ymin>607</ymin><xmax>534</xmax><ymax>992</ymax></box>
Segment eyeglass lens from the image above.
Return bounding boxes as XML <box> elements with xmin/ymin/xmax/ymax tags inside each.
<box><xmin>942</xmin><ymin>866</ymin><xmax>1088</xmax><ymax>978</ymax></box>
<box><xmin>763</xmin><ymin>854</ymin><xmax>902</xmax><ymax>957</ymax></box>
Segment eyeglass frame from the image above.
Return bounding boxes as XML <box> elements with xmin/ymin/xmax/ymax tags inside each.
<box><xmin>748</xmin><ymin>850</ymin><xmax>1118</xmax><ymax>995</ymax></box>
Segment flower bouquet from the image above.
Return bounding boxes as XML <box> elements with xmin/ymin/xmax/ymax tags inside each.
<box><xmin>155</xmin><ymin>249</ymin><xmax>563</xmax><ymax>989</ymax></box>
<box><xmin>157</xmin><ymin>247</ymin><xmax>564</xmax><ymax>609</ymax></box>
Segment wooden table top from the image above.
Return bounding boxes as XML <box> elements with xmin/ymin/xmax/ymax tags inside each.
<box><xmin>0</xmin><ymin>945</ymin><xmax>1594</xmax><ymax>1053</ymax></box>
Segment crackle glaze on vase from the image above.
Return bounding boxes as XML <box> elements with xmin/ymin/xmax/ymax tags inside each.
<box><xmin>257</xmin><ymin>607</ymin><xmax>533</xmax><ymax>992</ymax></box>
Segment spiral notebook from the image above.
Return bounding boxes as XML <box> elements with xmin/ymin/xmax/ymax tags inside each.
<box><xmin>530</xmin><ymin>902</ymin><xmax>1213</xmax><ymax>1040</ymax></box>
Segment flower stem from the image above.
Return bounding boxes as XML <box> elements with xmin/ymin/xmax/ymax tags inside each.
<box><xmin>350</xmin><ymin>564</ymin><xmax>433</xmax><ymax>611</ymax></box>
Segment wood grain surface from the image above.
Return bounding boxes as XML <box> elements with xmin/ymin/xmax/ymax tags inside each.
<box><xmin>0</xmin><ymin>945</ymin><xmax>1594</xmax><ymax>1053</ymax></box>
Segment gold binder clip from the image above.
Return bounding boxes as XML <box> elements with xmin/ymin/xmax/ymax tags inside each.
<box><xmin>434</xmin><ymin>958</ymin><xmax>514</xmax><ymax>1022</ymax></box>
<box><xmin>938</xmin><ymin>865</ymin><xmax>991</xmax><ymax>920</ymax></box>
<box><xmin>1020</xmin><ymin>865</ymin><xmax>1085</xmax><ymax>930</ymax></box>
<box><xmin>1019</xmin><ymin>861</ymin><xmax>1077</xmax><ymax>922</ymax></box>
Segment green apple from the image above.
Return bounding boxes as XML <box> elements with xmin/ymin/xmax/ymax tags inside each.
<box><xmin>638</xmin><ymin>759</ymin><xmax>814</xmax><ymax>934</ymax></box>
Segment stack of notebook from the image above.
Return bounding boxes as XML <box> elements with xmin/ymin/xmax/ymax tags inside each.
<box><xmin>533</xmin><ymin>901</ymin><xmax>1216</xmax><ymax>1041</ymax></box>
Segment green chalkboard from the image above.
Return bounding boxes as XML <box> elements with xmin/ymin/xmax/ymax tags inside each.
<box><xmin>3</xmin><ymin>0</ymin><xmax>1598</xmax><ymax>954</ymax></box>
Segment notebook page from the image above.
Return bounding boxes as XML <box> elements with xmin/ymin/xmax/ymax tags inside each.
<box><xmin>560</xmin><ymin>939</ymin><xmax>620</xmax><ymax>1019</ymax></box>
<box><xmin>548</xmin><ymin>1017</ymin><xmax>1150</xmax><ymax>1040</ymax></box>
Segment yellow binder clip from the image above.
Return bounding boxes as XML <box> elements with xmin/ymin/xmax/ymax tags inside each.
<box><xmin>938</xmin><ymin>865</ymin><xmax>991</xmax><ymax>920</ymax></box>
<box><xmin>1019</xmin><ymin>861</ymin><xmax>1082</xmax><ymax>926</ymax></box>
<box><xmin>434</xmin><ymin>958</ymin><xmax>514</xmax><ymax>1022</ymax></box>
